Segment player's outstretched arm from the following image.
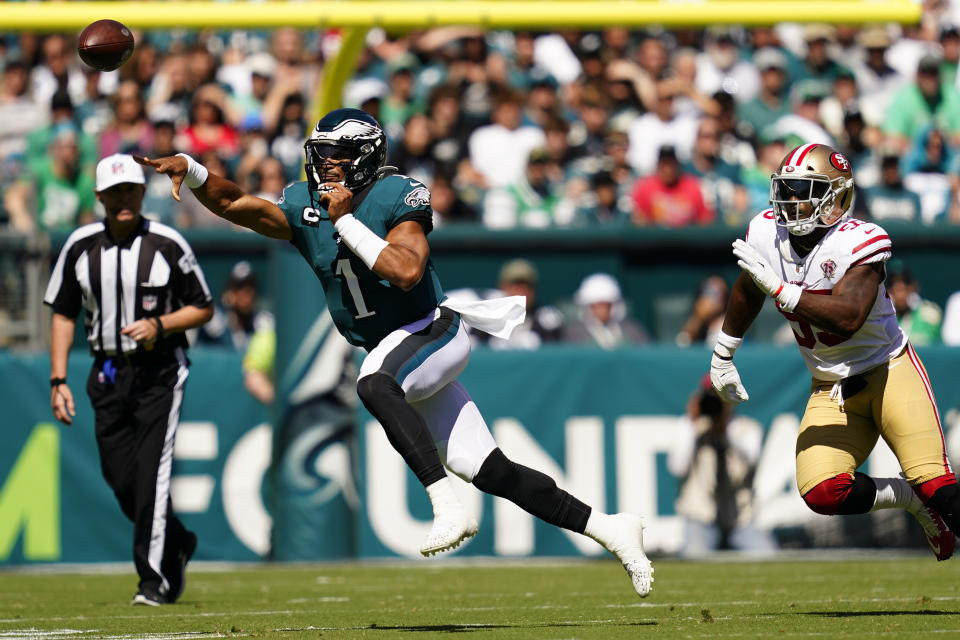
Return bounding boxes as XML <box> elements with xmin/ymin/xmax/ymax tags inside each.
<box><xmin>710</xmin><ymin>273</ymin><xmax>765</xmax><ymax>404</ymax></box>
<box><xmin>134</xmin><ymin>155</ymin><xmax>292</xmax><ymax>240</ymax></box>
<box><xmin>722</xmin><ymin>272</ymin><xmax>766</xmax><ymax>338</ymax></box>
<box><xmin>792</xmin><ymin>262</ymin><xmax>883</xmax><ymax>337</ymax></box>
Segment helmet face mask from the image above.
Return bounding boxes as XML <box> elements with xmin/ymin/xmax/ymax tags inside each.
<box><xmin>304</xmin><ymin>108</ymin><xmax>387</xmax><ymax>193</ymax></box>
<box><xmin>770</xmin><ymin>144</ymin><xmax>854</xmax><ymax>236</ymax></box>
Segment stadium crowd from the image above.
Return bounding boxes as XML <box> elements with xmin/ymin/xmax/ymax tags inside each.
<box><xmin>5</xmin><ymin>12</ymin><xmax>960</xmax><ymax>347</ymax></box>
<box><xmin>3</xmin><ymin>16</ymin><xmax>960</xmax><ymax>233</ymax></box>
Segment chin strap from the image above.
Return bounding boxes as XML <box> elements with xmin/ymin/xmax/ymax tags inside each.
<box><xmin>374</xmin><ymin>165</ymin><xmax>398</xmax><ymax>181</ymax></box>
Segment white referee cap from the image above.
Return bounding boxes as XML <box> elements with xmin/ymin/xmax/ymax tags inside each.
<box><xmin>96</xmin><ymin>153</ymin><xmax>146</xmax><ymax>192</ymax></box>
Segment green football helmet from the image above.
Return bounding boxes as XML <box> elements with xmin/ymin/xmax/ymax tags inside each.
<box><xmin>304</xmin><ymin>108</ymin><xmax>388</xmax><ymax>193</ymax></box>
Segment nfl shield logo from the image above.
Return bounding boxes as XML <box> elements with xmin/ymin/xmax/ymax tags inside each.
<box><xmin>142</xmin><ymin>295</ymin><xmax>157</xmax><ymax>311</ymax></box>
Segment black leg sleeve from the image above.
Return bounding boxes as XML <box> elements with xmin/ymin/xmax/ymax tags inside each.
<box><xmin>356</xmin><ymin>373</ymin><xmax>447</xmax><ymax>487</ymax></box>
<box><xmin>926</xmin><ymin>483</ymin><xmax>960</xmax><ymax>532</ymax></box>
<box><xmin>836</xmin><ymin>471</ymin><xmax>879</xmax><ymax>515</ymax></box>
<box><xmin>472</xmin><ymin>448</ymin><xmax>592</xmax><ymax>533</ymax></box>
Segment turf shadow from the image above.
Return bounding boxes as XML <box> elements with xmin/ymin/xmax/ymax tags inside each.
<box><xmin>366</xmin><ymin>621</ymin><xmax>656</xmax><ymax>633</ymax></box>
<box><xmin>805</xmin><ymin>610</ymin><xmax>958</xmax><ymax>618</ymax></box>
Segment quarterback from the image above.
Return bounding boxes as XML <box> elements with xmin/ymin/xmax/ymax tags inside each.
<box><xmin>136</xmin><ymin>108</ymin><xmax>653</xmax><ymax>596</ymax></box>
<box><xmin>711</xmin><ymin>142</ymin><xmax>958</xmax><ymax>559</ymax></box>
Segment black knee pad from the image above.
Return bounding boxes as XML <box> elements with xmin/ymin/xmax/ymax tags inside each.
<box><xmin>356</xmin><ymin>373</ymin><xmax>403</xmax><ymax>414</ymax></box>
<box><xmin>472</xmin><ymin>448</ymin><xmax>521</xmax><ymax>496</ymax></box>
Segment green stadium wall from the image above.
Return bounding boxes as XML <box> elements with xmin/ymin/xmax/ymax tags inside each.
<box><xmin>2</xmin><ymin>344</ymin><xmax>959</xmax><ymax>564</ymax></box>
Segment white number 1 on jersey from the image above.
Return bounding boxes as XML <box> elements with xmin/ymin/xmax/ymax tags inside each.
<box><xmin>336</xmin><ymin>258</ymin><xmax>376</xmax><ymax>319</ymax></box>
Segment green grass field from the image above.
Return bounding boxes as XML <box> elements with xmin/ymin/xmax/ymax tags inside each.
<box><xmin>1</xmin><ymin>553</ymin><xmax>959</xmax><ymax>639</ymax></box>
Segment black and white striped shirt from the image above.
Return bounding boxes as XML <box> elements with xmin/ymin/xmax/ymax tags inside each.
<box><xmin>44</xmin><ymin>218</ymin><xmax>212</xmax><ymax>356</ymax></box>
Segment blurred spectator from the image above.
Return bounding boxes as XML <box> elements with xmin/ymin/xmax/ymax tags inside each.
<box><xmin>834</xmin><ymin>106</ymin><xmax>877</xmax><ymax>190</ymax></box>
<box><xmin>676</xmin><ymin>275</ymin><xmax>728</xmax><ymax>347</ymax></box>
<box><xmin>573</xmin><ymin>170</ymin><xmax>631</xmax><ymax>226</ymax></box>
<box><xmin>425</xmin><ymin>84</ymin><xmax>470</xmax><ymax>176</ymax></box>
<box><xmin>483</xmin><ymin>147</ymin><xmax>574</xmax><ymax>228</ymax></box>
<box><xmin>902</xmin><ymin>126</ymin><xmax>956</xmax><ymax>223</ymax></box>
<box><xmin>631</xmin><ymin>145</ymin><xmax>713</xmax><ymax>227</ymax></box>
<box><xmin>99</xmin><ymin>80</ymin><xmax>153</xmax><ymax>157</ymax></box>
<box><xmin>389</xmin><ymin>113</ymin><xmax>436</xmax><ymax>187</ymax></box>
<box><xmin>26</xmin><ymin>89</ymin><xmax>98</xmax><ymax>174</ymax></box>
<box><xmin>862</xmin><ymin>151</ymin><xmax>923</xmax><ymax>223</ymax></box>
<box><xmin>796</xmin><ymin>24</ymin><xmax>850</xmax><ymax>93</ymax></box>
<box><xmin>887</xmin><ymin>266</ymin><xmax>942</xmax><ymax>346</ymax></box>
<box><xmin>626</xmin><ymin>80</ymin><xmax>698</xmax><ymax>175</ymax></box>
<box><xmin>567</xmin><ymin>86</ymin><xmax>612</xmax><ymax>170</ymax></box>
<box><xmin>430</xmin><ymin>170</ymin><xmax>479</xmax><ymax>225</ymax></box>
<box><xmin>140</xmin><ymin>109</ymin><xmax>181</xmax><ymax>226</ymax></box>
<box><xmin>667</xmin><ymin>375</ymin><xmax>775</xmax><ymax>556</ymax></box>
<box><xmin>268</xmin><ymin>92</ymin><xmax>309</xmax><ymax>183</ymax></box>
<box><xmin>883</xmin><ymin>53</ymin><xmax>960</xmax><ymax>153</ymax></box>
<box><xmin>4</xmin><ymin>124</ymin><xmax>95</xmax><ymax>232</ymax></box>
<box><xmin>30</xmin><ymin>34</ymin><xmax>86</xmax><ymax>111</ymax></box>
<box><xmin>742</xmin><ymin>131</ymin><xmax>787</xmax><ymax>213</ymax></box>
<box><xmin>713</xmin><ymin>90</ymin><xmax>757</xmax><ymax>169</ymax></box>
<box><xmin>252</xmin><ymin>156</ymin><xmax>288</xmax><ymax>203</ymax></box>
<box><xmin>737</xmin><ymin>47</ymin><xmax>790</xmax><ymax>143</ymax></box>
<box><xmin>695</xmin><ymin>27</ymin><xmax>759</xmax><ymax>103</ymax></box>
<box><xmin>941</xmin><ymin>288</ymin><xmax>960</xmax><ymax>346</ymax></box>
<box><xmin>197</xmin><ymin>261</ymin><xmax>274</xmax><ymax>351</ymax></box>
<box><xmin>0</xmin><ymin>60</ymin><xmax>45</xmax><ymax>171</ymax></box>
<box><xmin>483</xmin><ymin>258</ymin><xmax>565</xmax><ymax>350</ymax></box>
<box><xmin>851</xmin><ymin>25</ymin><xmax>907</xmax><ymax>128</ymax></box>
<box><xmin>770</xmin><ymin>80</ymin><xmax>835</xmax><ymax>148</ymax></box>
<box><xmin>666</xmin><ymin>47</ymin><xmax>719</xmax><ymax>120</ymax></box>
<box><xmin>564</xmin><ymin>273</ymin><xmax>649</xmax><ymax>348</ymax></box>
<box><xmin>469</xmin><ymin>88</ymin><xmax>546</xmax><ymax>188</ymax></box>
<box><xmin>819</xmin><ymin>68</ymin><xmax>860</xmax><ymax>143</ymax></box>
<box><xmin>684</xmin><ymin>116</ymin><xmax>747</xmax><ymax>225</ymax></box>
<box><xmin>938</xmin><ymin>24</ymin><xmax>959</xmax><ymax>90</ymax></box>
<box><xmin>506</xmin><ymin>31</ymin><xmax>557</xmax><ymax>91</ymax></box>
<box><xmin>243</xmin><ymin>325</ymin><xmax>276</xmax><ymax>405</ymax></box>
<box><xmin>380</xmin><ymin>53</ymin><xmax>425</xmax><ymax>144</ymax></box>
<box><xmin>179</xmin><ymin>84</ymin><xmax>239</xmax><ymax>158</ymax></box>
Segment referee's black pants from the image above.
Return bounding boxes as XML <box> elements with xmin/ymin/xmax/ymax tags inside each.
<box><xmin>87</xmin><ymin>351</ymin><xmax>193</xmax><ymax>599</ymax></box>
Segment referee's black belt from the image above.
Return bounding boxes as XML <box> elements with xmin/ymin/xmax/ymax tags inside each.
<box><xmin>94</xmin><ymin>348</ymin><xmax>175</xmax><ymax>368</ymax></box>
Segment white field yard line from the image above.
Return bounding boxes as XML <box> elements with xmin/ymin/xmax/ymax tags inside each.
<box><xmin>0</xmin><ymin>611</ymin><xmax>295</xmax><ymax>624</ymax></box>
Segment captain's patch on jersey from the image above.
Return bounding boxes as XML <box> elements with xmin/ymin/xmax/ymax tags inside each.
<box><xmin>404</xmin><ymin>186</ymin><xmax>431</xmax><ymax>207</ymax></box>
<box><xmin>301</xmin><ymin>207</ymin><xmax>324</xmax><ymax>227</ymax></box>
<box><xmin>821</xmin><ymin>259</ymin><xmax>838</xmax><ymax>279</ymax></box>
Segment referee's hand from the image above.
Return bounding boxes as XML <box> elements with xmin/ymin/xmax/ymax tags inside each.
<box><xmin>121</xmin><ymin>318</ymin><xmax>159</xmax><ymax>345</ymax></box>
<box><xmin>51</xmin><ymin>384</ymin><xmax>75</xmax><ymax>426</ymax></box>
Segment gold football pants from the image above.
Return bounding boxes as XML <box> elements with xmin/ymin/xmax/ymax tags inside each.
<box><xmin>796</xmin><ymin>345</ymin><xmax>951</xmax><ymax>497</ymax></box>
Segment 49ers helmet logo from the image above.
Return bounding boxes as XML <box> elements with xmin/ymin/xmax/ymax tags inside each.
<box><xmin>829</xmin><ymin>152</ymin><xmax>850</xmax><ymax>171</ymax></box>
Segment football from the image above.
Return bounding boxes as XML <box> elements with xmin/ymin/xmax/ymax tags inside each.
<box><xmin>77</xmin><ymin>19</ymin><xmax>135</xmax><ymax>72</ymax></box>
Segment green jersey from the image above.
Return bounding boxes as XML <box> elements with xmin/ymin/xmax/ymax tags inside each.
<box><xmin>278</xmin><ymin>175</ymin><xmax>444</xmax><ymax>350</ymax></box>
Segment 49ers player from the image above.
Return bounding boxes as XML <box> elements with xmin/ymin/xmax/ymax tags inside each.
<box><xmin>710</xmin><ymin>142</ymin><xmax>957</xmax><ymax>560</ymax></box>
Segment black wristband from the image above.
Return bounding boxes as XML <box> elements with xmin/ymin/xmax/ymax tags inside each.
<box><xmin>152</xmin><ymin>316</ymin><xmax>165</xmax><ymax>338</ymax></box>
<box><xmin>712</xmin><ymin>351</ymin><xmax>733</xmax><ymax>361</ymax></box>
<box><xmin>50</xmin><ymin>377</ymin><xmax>67</xmax><ymax>387</ymax></box>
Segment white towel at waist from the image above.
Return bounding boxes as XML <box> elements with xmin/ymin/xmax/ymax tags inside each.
<box><xmin>440</xmin><ymin>295</ymin><xmax>527</xmax><ymax>339</ymax></box>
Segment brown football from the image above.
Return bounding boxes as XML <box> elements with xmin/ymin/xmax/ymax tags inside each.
<box><xmin>78</xmin><ymin>19</ymin><xmax>135</xmax><ymax>72</ymax></box>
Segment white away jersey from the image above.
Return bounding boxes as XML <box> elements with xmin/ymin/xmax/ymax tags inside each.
<box><xmin>745</xmin><ymin>210</ymin><xmax>906</xmax><ymax>380</ymax></box>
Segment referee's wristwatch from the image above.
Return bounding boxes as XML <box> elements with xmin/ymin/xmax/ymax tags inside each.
<box><xmin>50</xmin><ymin>377</ymin><xmax>67</xmax><ymax>387</ymax></box>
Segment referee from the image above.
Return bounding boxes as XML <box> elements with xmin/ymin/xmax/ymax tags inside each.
<box><xmin>45</xmin><ymin>153</ymin><xmax>214</xmax><ymax>606</ymax></box>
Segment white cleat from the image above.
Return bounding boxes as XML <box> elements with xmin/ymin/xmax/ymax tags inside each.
<box><xmin>601</xmin><ymin>513</ymin><xmax>654</xmax><ymax>597</ymax></box>
<box><xmin>419</xmin><ymin>514</ymin><xmax>479</xmax><ymax>557</ymax></box>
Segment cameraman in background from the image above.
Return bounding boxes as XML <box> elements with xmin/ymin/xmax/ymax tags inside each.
<box><xmin>667</xmin><ymin>375</ymin><xmax>777</xmax><ymax>556</ymax></box>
